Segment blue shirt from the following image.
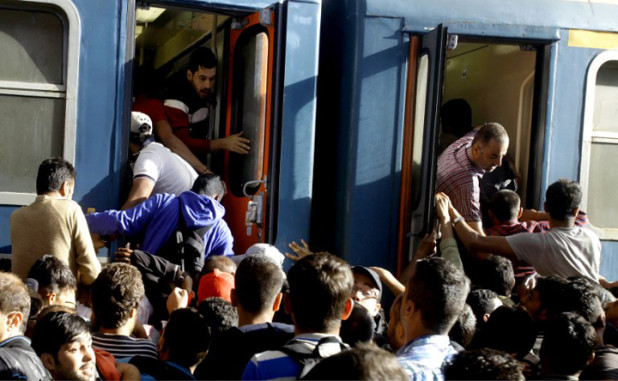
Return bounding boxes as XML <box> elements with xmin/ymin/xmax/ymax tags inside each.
<box><xmin>396</xmin><ymin>335</ymin><xmax>457</xmax><ymax>381</ymax></box>
<box><xmin>241</xmin><ymin>333</ymin><xmax>346</xmax><ymax>381</ymax></box>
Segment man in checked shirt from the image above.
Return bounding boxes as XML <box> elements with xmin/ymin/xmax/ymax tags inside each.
<box><xmin>436</xmin><ymin>122</ymin><xmax>509</xmax><ymax>235</ymax></box>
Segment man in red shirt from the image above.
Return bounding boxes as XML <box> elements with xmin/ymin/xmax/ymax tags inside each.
<box><xmin>134</xmin><ymin>47</ymin><xmax>250</xmax><ymax>174</ymax></box>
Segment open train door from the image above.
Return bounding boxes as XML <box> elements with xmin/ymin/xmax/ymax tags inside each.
<box><xmin>222</xmin><ymin>5</ymin><xmax>283</xmax><ymax>254</ymax></box>
<box><xmin>397</xmin><ymin>25</ymin><xmax>447</xmax><ymax>273</ymax></box>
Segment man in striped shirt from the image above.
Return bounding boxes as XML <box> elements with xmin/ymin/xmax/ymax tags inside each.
<box><xmin>90</xmin><ymin>263</ymin><xmax>158</xmax><ymax>361</ymax></box>
<box><xmin>436</xmin><ymin>123</ymin><xmax>509</xmax><ymax>234</ymax></box>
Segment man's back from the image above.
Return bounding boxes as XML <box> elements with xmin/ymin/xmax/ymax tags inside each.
<box><xmin>133</xmin><ymin>142</ymin><xmax>198</xmax><ymax>197</ymax></box>
<box><xmin>505</xmin><ymin>226</ymin><xmax>601</xmax><ymax>283</ymax></box>
<box><xmin>195</xmin><ymin>322</ymin><xmax>294</xmax><ymax>380</ymax></box>
<box><xmin>91</xmin><ymin>332</ymin><xmax>158</xmax><ymax>361</ymax></box>
<box><xmin>10</xmin><ymin>195</ymin><xmax>99</xmax><ymax>284</ymax></box>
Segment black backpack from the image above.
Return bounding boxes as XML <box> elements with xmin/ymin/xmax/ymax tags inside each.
<box><xmin>278</xmin><ymin>336</ymin><xmax>349</xmax><ymax>379</ymax></box>
<box><xmin>158</xmin><ymin>202</ymin><xmax>212</xmax><ymax>278</ymax></box>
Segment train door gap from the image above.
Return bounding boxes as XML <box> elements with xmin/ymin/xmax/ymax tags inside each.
<box><xmin>441</xmin><ymin>37</ymin><xmax>544</xmax><ymax>210</ymax></box>
<box><xmin>129</xmin><ymin>2</ymin><xmax>281</xmax><ymax>254</ymax></box>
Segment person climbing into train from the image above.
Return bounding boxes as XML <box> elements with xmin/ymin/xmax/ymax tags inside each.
<box><xmin>133</xmin><ymin>47</ymin><xmax>250</xmax><ymax>175</ymax></box>
<box><xmin>121</xmin><ymin>111</ymin><xmax>198</xmax><ymax>210</ymax></box>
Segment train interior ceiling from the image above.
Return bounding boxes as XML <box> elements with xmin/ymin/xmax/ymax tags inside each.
<box><xmin>443</xmin><ymin>40</ymin><xmax>538</xmax><ymax>205</ymax></box>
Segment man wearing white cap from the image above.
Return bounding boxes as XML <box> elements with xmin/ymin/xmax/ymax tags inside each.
<box><xmin>121</xmin><ymin>112</ymin><xmax>198</xmax><ymax>209</ymax></box>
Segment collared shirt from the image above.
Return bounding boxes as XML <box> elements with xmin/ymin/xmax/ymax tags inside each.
<box><xmin>436</xmin><ymin>132</ymin><xmax>484</xmax><ymax>222</ymax></box>
<box><xmin>396</xmin><ymin>334</ymin><xmax>457</xmax><ymax>381</ymax></box>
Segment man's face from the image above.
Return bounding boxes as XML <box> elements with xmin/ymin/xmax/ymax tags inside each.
<box><xmin>187</xmin><ymin>66</ymin><xmax>216</xmax><ymax>99</ymax></box>
<box><xmin>351</xmin><ymin>273</ymin><xmax>381</xmax><ymax>317</ymax></box>
<box><xmin>471</xmin><ymin>138</ymin><xmax>508</xmax><ymax>172</ymax></box>
<box><xmin>49</xmin><ymin>332</ymin><xmax>96</xmax><ymax>381</ymax></box>
<box><xmin>55</xmin><ymin>288</ymin><xmax>77</xmax><ymax>310</ymax></box>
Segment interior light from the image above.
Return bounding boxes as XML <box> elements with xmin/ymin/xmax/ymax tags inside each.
<box><xmin>136</xmin><ymin>7</ymin><xmax>165</xmax><ymax>23</ymax></box>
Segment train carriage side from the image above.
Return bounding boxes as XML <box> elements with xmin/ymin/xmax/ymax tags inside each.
<box><xmin>0</xmin><ymin>0</ymin><xmax>322</xmax><ymax>262</ymax></box>
<box><xmin>313</xmin><ymin>0</ymin><xmax>618</xmax><ymax>281</ymax></box>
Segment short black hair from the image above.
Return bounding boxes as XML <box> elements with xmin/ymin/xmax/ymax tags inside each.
<box><xmin>27</xmin><ymin>255</ymin><xmax>77</xmax><ymax>296</ymax></box>
<box><xmin>31</xmin><ymin>311</ymin><xmax>89</xmax><ymax>358</ymax></box>
<box><xmin>541</xmin><ymin>312</ymin><xmax>596</xmax><ymax>376</ymax></box>
<box><xmin>471</xmin><ymin>123</ymin><xmax>509</xmax><ymax>147</ymax></box>
<box><xmin>489</xmin><ymin>190</ymin><xmax>521</xmax><ymax>222</ymax></box>
<box><xmin>448</xmin><ymin>304</ymin><xmax>476</xmax><ymax>348</ymax></box>
<box><xmin>191</xmin><ymin>174</ymin><xmax>226</xmax><ymax>198</ymax></box>
<box><xmin>91</xmin><ymin>263</ymin><xmax>144</xmax><ymax>329</ymax></box>
<box><xmin>340</xmin><ymin>303</ymin><xmax>376</xmax><ymax>347</ymax></box>
<box><xmin>197</xmin><ymin>297</ymin><xmax>238</xmax><ymax>337</ymax></box>
<box><xmin>475</xmin><ymin>255</ymin><xmax>515</xmax><ymax>297</ymax></box>
<box><xmin>443</xmin><ymin>348</ymin><xmax>524</xmax><ymax>380</ymax></box>
<box><xmin>552</xmin><ymin>277</ymin><xmax>604</xmax><ymax>326</ymax></box>
<box><xmin>188</xmin><ymin>47</ymin><xmax>217</xmax><ymax>72</ymax></box>
<box><xmin>534</xmin><ymin>276</ymin><xmax>569</xmax><ymax>315</ymax></box>
<box><xmin>0</xmin><ymin>273</ymin><xmax>31</xmax><ymax>333</ymax></box>
<box><xmin>545</xmin><ymin>179</ymin><xmax>582</xmax><ymax>221</ymax></box>
<box><xmin>303</xmin><ymin>342</ymin><xmax>408</xmax><ymax>380</ymax></box>
<box><xmin>235</xmin><ymin>255</ymin><xmax>285</xmax><ymax>314</ymax></box>
<box><xmin>162</xmin><ymin>308</ymin><xmax>210</xmax><ymax>368</ymax></box>
<box><xmin>287</xmin><ymin>252</ymin><xmax>354</xmax><ymax>332</ymax></box>
<box><xmin>478</xmin><ymin>306</ymin><xmax>537</xmax><ymax>358</ymax></box>
<box><xmin>407</xmin><ymin>258</ymin><xmax>470</xmax><ymax>334</ymax></box>
<box><xmin>36</xmin><ymin>157</ymin><xmax>76</xmax><ymax>195</ymax></box>
<box><xmin>466</xmin><ymin>289</ymin><xmax>500</xmax><ymax>325</ymax></box>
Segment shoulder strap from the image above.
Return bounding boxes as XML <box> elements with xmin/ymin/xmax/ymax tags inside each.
<box><xmin>279</xmin><ymin>336</ymin><xmax>348</xmax><ymax>379</ymax></box>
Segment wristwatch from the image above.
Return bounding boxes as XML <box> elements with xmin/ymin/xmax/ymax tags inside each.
<box><xmin>452</xmin><ymin>216</ymin><xmax>464</xmax><ymax>226</ymax></box>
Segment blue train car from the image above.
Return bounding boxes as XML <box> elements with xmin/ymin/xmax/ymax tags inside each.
<box><xmin>0</xmin><ymin>0</ymin><xmax>321</xmax><ymax>260</ymax></box>
<box><xmin>312</xmin><ymin>0</ymin><xmax>618</xmax><ymax>280</ymax></box>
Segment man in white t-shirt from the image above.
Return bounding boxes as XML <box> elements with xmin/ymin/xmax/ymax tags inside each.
<box><xmin>121</xmin><ymin>112</ymin><xmax>198</xmax><ymax>210</ymax></box>
<box><xmin>440</xmin><ymin>179</ymin><xmax>602</xmax><ymax>284</ymax></box>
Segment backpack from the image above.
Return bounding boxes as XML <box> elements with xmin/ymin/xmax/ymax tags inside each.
<box><xmin>158</xmin><ymin>202</ymin><xmax>212</xmax><ymax>278</ymax></box>
<box><xmin>278</xmin><ymin>336</ymin><xmax>349</xmax><ymax>379</ymax></box>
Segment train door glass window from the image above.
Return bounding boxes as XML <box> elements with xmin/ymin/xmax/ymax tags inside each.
<box><xmin>0</xmin><ymin>1</ymin><xmax>76</xmax><ymax>205</ymax></box>
<box><xmin>229</xmin><ymin>29</ymin><xmax>269</xmax><ymax>196</ymax></box>
<box><xmin>581</xmin><ymin>52</ymin><xmax>618</xmax><ymax>236</ymax></box>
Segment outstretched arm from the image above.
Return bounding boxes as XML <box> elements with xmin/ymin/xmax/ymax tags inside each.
<box><xmin>210</xmin><ymin>131</ymin><xmax>251</xmax><ymax>154</ymax></box>
<box><xmin>154</xmin><ymin>119</ymin><xmax>211</xmax><ymax>174</ymax></box>
<box><xmin>121</xmin><ymin>177</ymin><xmax>155</xmax><ymax>210</ymax></box>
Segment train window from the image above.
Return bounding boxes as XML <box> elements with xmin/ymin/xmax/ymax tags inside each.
<box><xmin>581</xmin><ymin>52</ymin><xmax>618</xmax><ymax>236</ymax></box>
<box><xmin>229</xmin><ymin>29</ymin><xmax>269</xmax><ymax>197</ymax></box>
<box><xmin>0</xmin><ymin>1</ymin><xmax>78</xmax><ymax>205</ymax></box>
<box><xmin>411</xmin><ymin>54</ymin><xmax>429</xmax><ymax>207</ymax></box>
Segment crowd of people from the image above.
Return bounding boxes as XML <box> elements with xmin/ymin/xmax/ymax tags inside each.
<box><xmin>2</xmin><ymin>49</ymin><xmax>617</xmax><ymax>380</ymax></box>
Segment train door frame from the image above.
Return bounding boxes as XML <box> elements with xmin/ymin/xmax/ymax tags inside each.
<box><xmin>397</xmin><ymin>30</ymin><xmax>553</xmax><ymax>272</ymax></box>
<box><xmin>126</xmin><ymin>1</ymin><xmax>287</xmax><ymax>253</ymax></box>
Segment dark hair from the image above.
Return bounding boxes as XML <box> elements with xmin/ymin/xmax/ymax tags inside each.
<box><xmin>541</xmin><ymin>312</ymin><xmax>596</xmax><ymax>376</ymax></box>
<box><xmin>406</xmin><ymin>257</ymin><xmax>470</xmax><ymax>334</ymax></box>
<box><xmin>475</xmin><ymin>255</ymin><xmax>515</xmax><ymax>297</ymax></box>
<box><xmin>340</xmin><ymin>303</ymin><xmax>376</xmax><ymax>347</ymax></box>
<box><xmin>287</xmin><ymin>252</ymin><xmax>354</xmax><ymax>332</ymax></box>
<box><xmin>448</xmin><ymin>304</ymin><xmax>476</xmax><ymax>348</ymax></box>
<box><xmin>552</xmin><ymin>277</ymin><xmax>604</xmax><ymax>326</ymax></box>
<box><xmin>36</xmin><ymin>157</ymin><xmax>76</xmax><ymax>195</ymax></box>
<box><xmin>471</xmin><ymin>123</ymin><xmax>509</xmax><ymax>148</ymax></box>
<box><xmin>302</xmin><ymin>342</ymin><xmax>407</xmax><ymax>380</ymax></box>
<box><xmin>466</xmin><ymin>289</ymin><xmax>500</xmax><ymax>326</ymax></box>
<box><xmin>191</xmin><ymin>174</ymin><xmax>226</xmax><ymax>198</ymax></box>
<box><xmin>441</xmin><ymin>98</ymin><xmax>472</xmax><ymax>137</ymax></box>
<box><xmin>489</xmin><ymin>190</ymin><xmax>521</xmax><ymax>222</ymax></box>
<box><xmin>443</xmin><ymin>348</ymin><xmax>524</xmax><ymax>380</ymax></box>
<box><xmin>0</xmin><ymin>272</ymin><xmax>31</xmax><ymax>333</ymax></box>
<box><xmin>197</xmin><ymin>297</ymin><xmax>238</xmax><ymax>337</ymax></box>
<box><xmin>545</xmin><ymin>179</ymin><xmax>582</xmax><ymax>221</ymax></box>
<box><xmin>188</xmin><ymin>47</ymin><xmax>217</xmax><ymax>71</ymax></box>
<box><xmin>478</xmin><ymin>306</ymin><xmax>537</xmax><ymax>358</ymax></box>
<box><xmin>534</xmin><ymin>276</ymin><xmax>569</xmax><ymax>314</ymax></box>
<box><xmin>91</xmin><ymin>263</ymin><xmax>144</xmax><ymax>329</ymax></box>
<box><xmin>27</xmin><ymin>255</ymin><xmax>77</xmax><ymax>296</ymax></box>
<box><xmin>31</xmin><ymin>311</ymin><xmax>89</xmax><ymax>357</ymax></box>
<box><xmin>162</xmin><ymin>308</ymin><xmax>210</xmax><ymax>368</ymax></box>
<box><xmin>235</xmin><ymin>255</ymin><xmax>285</xmax><ymax>314</ymax></box>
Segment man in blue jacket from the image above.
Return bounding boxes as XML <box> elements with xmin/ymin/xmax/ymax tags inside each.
<box><xmin>86</xmin><ymin>174</ymin><xmax>234</xmax><ymax>264</ymax></box>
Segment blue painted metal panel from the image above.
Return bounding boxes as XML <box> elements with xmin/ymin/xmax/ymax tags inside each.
<box><xmin>367</xmin><ymin>0</ymin><xmax>618</xmax><ymax>34</ymax></box>
<box><xmin>274</xmin><ymin>0</ymin><xmax>322</xmax><ymax>269</ymax></box>
<box><xmin>337</xmin><ymin>15</ymin><xmax>406</xmax><ymax>269</ymax></box>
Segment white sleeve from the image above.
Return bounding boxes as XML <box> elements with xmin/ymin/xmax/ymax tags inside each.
<box><xmin>133</xmin><ymin>148</ymin><xmax>161</xmax><ymax>184</ymax></box>
<box><xmin>505</xmin><ymin>232</ymin><xmax>544</xmax><ymax>263</ymax></box>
